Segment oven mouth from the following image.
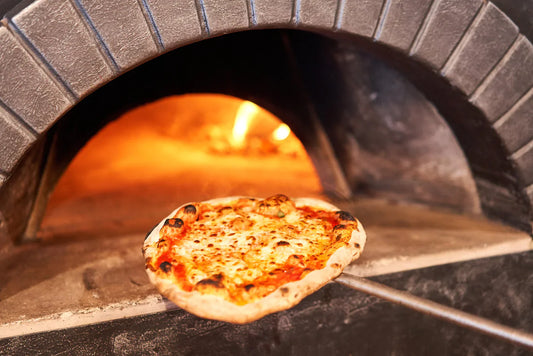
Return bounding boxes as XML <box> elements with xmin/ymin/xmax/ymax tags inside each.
<box><xmin>0</xmin><ymin>25</ymin><xmax>531</xmax><ymax>342</ymax></box>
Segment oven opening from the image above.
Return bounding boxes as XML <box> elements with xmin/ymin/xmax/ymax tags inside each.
<box><xmin>38</xmin><ymin>94</ymin><xmax>321</xmax><ymax>241</ymax></box>
<box><xmin>0</xmin><ymin>29</ymin><xmax>530</xmax><ymax>339</ymax></box>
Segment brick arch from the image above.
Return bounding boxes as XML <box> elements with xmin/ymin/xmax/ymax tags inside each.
<box><xmin>0</xmin><ymin>0</ymin><xmax>531</xmax><ymax>232</ymax></box>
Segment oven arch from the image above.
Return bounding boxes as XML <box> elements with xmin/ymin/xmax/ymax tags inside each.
<box><xmin>0</xmin><ymin>0</ymin><xmax>532</xmax><ymax>244</ymax></box>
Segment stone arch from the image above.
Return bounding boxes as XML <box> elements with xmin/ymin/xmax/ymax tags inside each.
<box><xmin>0</xmin><ymin>0</ymin><xmax>532</xmax><ymax>236</ymax></box>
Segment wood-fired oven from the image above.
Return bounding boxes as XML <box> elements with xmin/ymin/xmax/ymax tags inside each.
<box><xmin>0</xmin><ymin>0</ymin><xmax>531</xmax><ymax>354</ymax></box>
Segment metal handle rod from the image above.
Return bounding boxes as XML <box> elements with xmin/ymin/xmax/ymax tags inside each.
<box><xmin>335</xmin><ymin>273</ymin><xmax>533</xmax><ymax>350</ymax></box>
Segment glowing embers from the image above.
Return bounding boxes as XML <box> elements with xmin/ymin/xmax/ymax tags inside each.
<box><xmin>38</xmin><ymin>94</ymin><xmax>321</xmax><ymax>240</ymax></box>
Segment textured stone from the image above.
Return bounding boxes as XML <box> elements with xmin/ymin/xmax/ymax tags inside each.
<box><xmin>0</xmin><ymin>106</ymin><xmax>35</xmax><ymax>174</ymax></box>
<box><xmin>254</xmin><ymin>0</ymin><xmax>292</xmax><ymax>25</ymax></box>
<box><xmin>0</xmin><ymin>26</ymin><xmax>71</xmax><ymax>133</ymax></box>
<box><xmin>299</xmin><ymin>0</ymin><xmax>337</xmax><ymax>28</ymax></box>
<box><xmin>339</xmin><ymin>0</ymin><xmax>384</xmax><ymax>37</ymax></box>
<box><xmin>527</xmin><ymin>184</ymin><xmax>533</xmax><ymax>210</ymax></box>
<box><xmin>202</xmin><ymin>0</ymin><xmax>249</xmax><ymax>34</ymax></box>
<box><xmin>377</xmin><ymin>0</ymin><xmax>433</xmax><ymax>51</ymax></box>
<box><xmin>471</xmin><ymin>35</ymin><xmax>533</xmax><ymax>122</ymax></box>
<box><xmin>145</xmin><ymin>0</ymin><xmax>202</xmax><ymax>49</ymax></box>
<box><xmin>76</xmin><ymin>0</ymin><xmax>158</xmax><ymax>70</ymax></box>
<box><xmin>411</xmin><ymin>0</ymin><xmax>483</xmax><ymax>68</ymax></box>
<box><xmin>515</xmin><ymin>143</ymin><xmax>533</xmax><ymax>186</ymax></box>
<box><xmin>442</xmin><ymin>3</ymin><xmax>518</xmax><ymax>95</ymax></box>
<box><xmin>495</xmin><ymin>88</ymin><xmax>533</xmax><ymax>154</ymax></box>
<box><xmin>0</xmin><ymin>107</ymin><xmax>35</xmax><ymax>175</ymax></box>
<box><xmin>11</xmin><ymin>0</ymin><xmax>114</xmax><ymax>98</ymax></box>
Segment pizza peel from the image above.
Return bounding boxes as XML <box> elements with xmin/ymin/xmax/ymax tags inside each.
<box><xmin>334</xmin><ymin>273</ymin><xmax>533</xmax><ymax>349</ymax></box>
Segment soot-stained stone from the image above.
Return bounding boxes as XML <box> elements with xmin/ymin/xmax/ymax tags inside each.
<box><xmin>336</xmin><ymin>211</ymin><xmax>356</xmax><ymax>221</ymax></box>
<box><xmin>164</xmin><ymin>218</ymin><xmax>184</xmax><ymax>228</ymax></box>
<box><xmin>411</xmin><ymin>0</ymin><xmax>483</xmax><ymax>68</ymax></box>
<box><xmin>471</xmin><ymin>35</ymin><xmax>533</xmax><ymax>122</ymax></box>
<box><xmin>442</xmin><ymin>3</ymin><xmax>519</xmax><ymax>95</ymax></box>
<box><xmin>159</xmin><ymin>261</ymin><xmax>172</xmax><ymax>273</ymax></box>
<box><xmin>11</xmin><ymin>0</ymin><xmax>114</xmax><ymax>97</ymax></box>
<box><xmin>495</xmin><ymin>89</ymin><xmax>533</xmax><ymax>154</ymax></box>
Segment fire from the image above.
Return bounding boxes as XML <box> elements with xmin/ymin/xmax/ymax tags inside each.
<box><xmin>231</xmin><ymin>101</ymin><xmax>259</xmax><ymax>148</ymax></box>
<box><xmin>272</xmin><ymin>123</ymin><xmax>291</xmax><ymax>141</ymax></box>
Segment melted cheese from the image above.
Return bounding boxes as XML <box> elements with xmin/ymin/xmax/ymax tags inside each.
<box><xmin>148</xmin><ymin>196</ymin><xmax>358</xmax><ymax>305</ymax></box>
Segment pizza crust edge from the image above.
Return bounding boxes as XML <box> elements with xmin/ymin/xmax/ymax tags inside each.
<box><xmin>143</xmin><ymin>196</ymin><xmax>366</xmax><ymax>324</ymax></box>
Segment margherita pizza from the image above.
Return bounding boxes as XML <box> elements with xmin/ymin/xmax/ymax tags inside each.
<box><xmin>143</xmin><ymin>194</ymin><xmax>366</xmax><ymax>323</ymax></box>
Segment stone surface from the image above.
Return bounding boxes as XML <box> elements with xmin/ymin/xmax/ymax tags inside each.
<box><xmin>494</xmin><ymin>88</ymin><xmax>533</xmax><ymax>154</ymax></box>
<box><xmin>0</xmin><ymin>106</ymin><xmax>35</xmax><ymax>174</ymax></box>
<box><xmin>1</xmin><ymin>252</ymin><xmax>531</xmax><ymax>355</ymax></box>
<box><xmin>145</xmin><ymin>0</ymin><xmax>202</xmax><ymax>49</ymax></box>
<box><xmin>11</xmin><ymin>0</ymin><xmax>114</xmax><ymax>98</ymax></box>
<box><xmin>411</xmin><ymin>0</ymin><xmax>483</xmax><ymax>68</ymax></box>
<box><xmin>471</xmin><ymin>35</ymin><xmax>533</xmax><ymax>122</ymax></box>
<box><xmin>339</xmin><ymin>0</ymin><xmax>384</xmax><ymax>37</ymax></box>
<box><xmin>442</xmin><ymin>2</ymin><xmax>518</xmax><ymax>95</ymax></box>
<box><xmin>299</xmin><ymin>0</ymin><xmax>337</xmax><ymax>28</ymax></box>
<box><xmin>527</xmin><ymin>184</ymin><xmax>533</xmax><ymax>209</ymax></box>
<box><xmin>377</xmin><ymin>0</ymin><xmax>433</xmax><ymax>51</ymax></box>
<box><xmin>76</xmin><ymin>0</ymin><xmax>158</xmax><ymax>70</ymax></box>
<box><xmin>253</xmin><ymin>0</ymin><xmax>292</xmax><ymax>26</ymax></box>
<box><xmin>515</xmin><ymin>144</ymin><xmax>533</xmax><ymax>186</ymax></box>
<box><xmin>202</xmin><ymin>0</ymin><xmax>249</xmax><ymax>34</ymax></box>
<box><xmin>0</xmin><ymin>26</ymin><xmax>71</xmax><ymax>133</ymax></box>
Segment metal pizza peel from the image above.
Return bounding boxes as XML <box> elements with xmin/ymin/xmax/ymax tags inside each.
<box><xmin>334</xmin><ymin>273</ymin><xmax>533</xmax><ymax>350</ymax></box>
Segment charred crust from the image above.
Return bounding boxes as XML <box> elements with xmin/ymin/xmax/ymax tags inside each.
<box><xmin>159</xmin><ymin>261</ymin><xmax>172</xmax><ymax>273</ymax></box>
<box><xmin>212</xmin><ymin>273</ymin><xmax>224</xmax><ymax>281</ymax></box>
<box><xmin>280</xmin><ymin>287</ymin><xmax>289</xmax><ymax>295</ymax></box>
<box><xmin>164</xmin><ymin>218</ymin><xmax>184</xmax><ymax>228</ymax></box>
<box><xmin>331</xmin><ymin>263</ymin><xmax>342</xmax><ymax>269</ymax></box>
<box><xmin>333</xmin><ymin>224</ymin><xmax>346</xmax><ymax>231</ymax></box>
<box><xmin>196</xmin><ymin>278</ymin><xmax>224</xmax><ymax>288</ymax></box>
<box><xmin>183</xmin><ymin>205</ymin><xmax>197</xmax><ymax>214</ymax></box>
<box><xmin>244</xmin><ymin>284</ymin><xmax>255</xmax><ymax>291</ymax></box>
<box><xmin>336</xmin><ymin>211</ymin><xmax>356</xmax><ymax>221</ymax></box>
<box><xmin>277</xmin><ymin>241</ymin><xmax>290</xmax><ymax>246</ymax></box>
<box><xmin>354</xmin><ymin>243</ymin><xmax>361</xmax><ymax>248</ymax></box>
<box><xmin>336</xmin><ymin>234</ymin><xmax>342</xmax><ymax>241</ymax></box>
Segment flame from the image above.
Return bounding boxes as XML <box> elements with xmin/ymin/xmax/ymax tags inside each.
<box><xmin>231</xmin><ymin>101</ymin><xmax>259</xmax><ymax>147</ymax></box>
<box><xmin>272</xmin><ymin>123</ymin><xmax>291</xmax><ymax>141</ymax></box>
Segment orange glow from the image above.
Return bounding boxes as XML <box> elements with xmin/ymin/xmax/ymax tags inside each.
<box><xmin>39</xmin><ymin>94</ymin><xmax>322</xmax><ymax>240</ymax></box>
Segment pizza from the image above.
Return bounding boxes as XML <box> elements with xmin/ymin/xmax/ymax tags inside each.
<box><xmin>142</xmin><ymin>194</ymin><xmax>366</xmax><ymax>323</ymax></box>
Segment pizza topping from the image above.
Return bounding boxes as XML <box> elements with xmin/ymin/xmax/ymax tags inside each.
<box><xmin>144</xmin><ymin>195</ymin><xmax>366</xmax><ymax>318</ymax></box>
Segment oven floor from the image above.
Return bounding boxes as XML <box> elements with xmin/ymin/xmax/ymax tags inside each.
<box><xmin>1</xmin><ymin>251</ymin><xmax>532</xmax><ymax>355</ymax></box>
<box><xmin>0</xmin><ymin>199</ymin><xmax>530</xmax><ymax>338</ymax></box>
